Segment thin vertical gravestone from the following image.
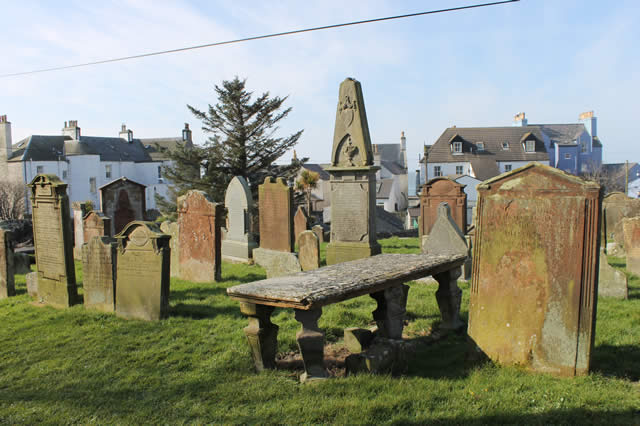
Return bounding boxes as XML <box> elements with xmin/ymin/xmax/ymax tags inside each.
<box><xmin>177</xmin><ymin>190</ymin><xmax>223</xmax><ymax>282</ymax></box>
<box><xmin>0</xmin><ymin>225</ymin><xmax>15</xmax><ymax>298</ymax></box>
<box><xmin>622</xmin><ymin>216</ymin><xmax>640</xmax><ymax>276</ymax></box>
<box><xmin>294</xmin><ymin>206</ymin><xmax>309</xmax><ymax>245</ymax></box>
<box><xmin>325</xmin><ymin>78</ymin><xmax>381</xmax><ymax>265</ymax></box>
<box><xmin>468</xmin><ymin>163</ymin><xmax>602</xmax><ymax>377</ymax></box>
<box><xmin>82</xmin><ymin>236</ymin><xmax>117</xmax><ymax>312</ymax></box>
<box><xmin>160</xmin><ymin>221</ymin><xmax>180</xmax><ymax>278</ymax></box>
<box><xmin>29</xmin><ymin>174</ymin><xmax>78</xmax><ymax>308</ymax></box>
<box><xmin>598</xmin><ymin>248</ymin><xmax>628</xmax><ymax>299</ymax></box>
<box><xmin>72</xmin><ymin>202</ymin><xmax>88</xmax><ymax>260</ymax></box>
<box><xmin>221</xmin><ymin>176</ymin><xmax>258</xmax><ymax>263</ymax></box>
<box><xmin>83</xmin><ymin>211</ymin><xmax>111</xmax><ymax>242</ymax></box>
<box><xmin>115</xmin><ymin>221</ymin><xmax>170</xmax><ymax>321</ymax></box>
<box><xmin>298</xmin><ymin>230</ymin><xmax>320</xmax><ymax>271</ymax></box>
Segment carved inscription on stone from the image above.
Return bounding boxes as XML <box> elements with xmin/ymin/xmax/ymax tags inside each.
<box><xmin>331</xmin><ymin>182</ymin><xmax>368</xmax><ymax>242</ymax></box>
<box><xmin>34</xmin><ymin>202</ymin><xmax>65</xmax><ymax>278</ymax></box>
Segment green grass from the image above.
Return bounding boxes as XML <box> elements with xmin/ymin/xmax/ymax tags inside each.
<box><xmin>0</xmin><ymin>237</ymin><xmax>638</xmax><ymax>424</ymax></box>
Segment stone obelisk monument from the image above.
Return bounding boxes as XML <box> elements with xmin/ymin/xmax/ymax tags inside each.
<box><xmin>325</xmin><ymin>78</ymin><xmax>381</xmax><ymax>265</ymax></box>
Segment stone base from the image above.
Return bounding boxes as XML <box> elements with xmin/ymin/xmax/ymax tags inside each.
<box><xmin>253</xmin><ymin>248</ymin><xmax>301</xmax><ymax>278</ymax></box>
<box><xmin>222</xmin><ymin>239</ymin><xmax>258</xmax><ymax>264</ymax></box>
<box><xmin>345</xmin><ymin>338</ymin><xmax>413</xmax><ymax>376</ymax></box>
<box><xmin>326</xmin><ymin>241</ymin><xmax>381</xmax><ymax>265</ymax></box>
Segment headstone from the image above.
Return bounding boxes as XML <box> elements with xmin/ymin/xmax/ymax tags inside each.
<box><xmin>325</xmin><ymin>78</ymin><xmax>381</xmax><ymax>265</ymax></box>
<box><xmin>294</xmin><ymin>206</ymin><xmax>309</xmax><ymax>244</ymax></box>
<box><xmin>421</xmin><ymin>203</ymin><xmax>468</xmax><ymax>257</ymax></box>
<box><xmin>82</xmin><ymin>236</ymin><xmax>117</xmax><ymax>312</ymax></box>
<box><xmin>83</xmin><ymin>211</ymin><xmax>111</xmax><ymax>242</ymax></box>
<box><xmin>312</xmin><ymin>225</ymin><xmax>325</xmax><ymax>243</ymax></box>
<box><xmin>602</xmin><ymin>192</ymin><xmax>640</xmax><ymax>251</ymax></box>
<box><xmin>26</xmin><ymin>271</ymin><xmax>38</xmax><ymax>298</ymax></box>
<box><xmin>177</xmin><ymin>190</ymin><xmax>223</xmax><ymax>282</ymax></box>
<box><xmin>160</xmin><ymin>221</ymin><xmax>179</xmax><ymax>278</ymax></box>
<box><xmin>28</xmin><ymin>174</ymin><xmax>78</xmax><ymax>308</ymax></box>
<box><xmin>221</xmin><ymin>176</ymin><xmax>258</xmax><ymax>262</ymax></box>
<box><xmin>99</xmin><ymin>177</ymin><xmax>146</xmax><ymax>236</ymax></box>
<box><xmin>598</xmin><ymin>248</ymin><xmax>628</xmax><ymax>299</ymax></box>
<box><xmin>252</xmin><ymin>248</ymin><xmax>301</xmax><ymax>278</ymax></box>
<box><xmin>115</xmin><ymin>221</ymin><xmax>170</xmax><ymax>321</ymax></box>
<box><xmin>622</xmin><ymin>216</ymin><xmax>640</xmax><ymax>276</ymax></box>
<box><xmin>468</xmin><ymin>163</ymin><xmax>602</xmax><ymax>377</ymax></box>
<box><xmin>419</xmin><ymin>177</ymin><xmax>467</xmax><ymax>237</ymax></box>
<box><xmin>0</xmin><ymin>225</ymin><xmax>15</xmax><ymax>298</ymax></box>
<box><xmin>298</xmin><ymin>230</ymin><xmax>320</xmax><ymax>271</ymax></box>
<box><xmin>72</xmin><ymin>202</ymin><xmax>88</xmax><ymax>260</ymax></box>
<box><xmin>258</xmin><ymin>177</ymin><xmax>294</xmax><ymax>252</ymax></box>
<box><xmin>323</xmin><ymin>206</ymin><xmax>331</xmax><ymax>224</ymax></box>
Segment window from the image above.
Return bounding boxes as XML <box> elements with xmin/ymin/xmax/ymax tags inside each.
<box><xmin>36</xmin><ymin>166</ymin><xmax>43</xmax><ymax>174</ymax></box>
<box><xmin>89</xmin><ymin>177</ymin><xmax>96</xmax><ymax>193</ymax></box>
<box><xmin>157</xmin><ymin>166</ymin><xmax>162</xmax><ymax>179</ymax></box>
<box><xmin>502</xmin><ymin>142</ymin><xmax>510</xmax><ymax>150</ymax></box>
<box><xmin>525</xmin><ymin>139</ymin><xmax>535</xmax><ymax>152</ymax></box>
<box><xmin>434</xmin><ymin>166</ymin><xmax>442</xmax><ymax>177</ymax></box>
<box><xmin>564</xmin><ymin>153</ymin><xmax>571</xmax><ymax>160</ymax></box>
<box><xmin>105</xmin><ymin>164</ymin><xmax>112</xmax><ymax>179</ymax></box>
<box><xmin>581</xmin><ymin>142</ymin><xmax>587</xmax><ymax>153</ymax></box>
<box><xmin>456</xmin><ymin>166</ymin><xmax>464</xmax><ymax>175</ymax></box>
<box><xmin>453</xmin><ymin>142</ymin><xmax>462</xmax><ymax>153</ymax></box>
<box><xmin>505</xmin><ymin>164</ymin><xmax>512</xmax><ymax>172</ymax></box>
<box><xmin>62</xmin><ymin>170</ymin><xmax>68</xmax><ymax>179</ymax></box>
<box><xmin>476</xmin><ymin>142</ymin><xmax>484</xmax><ymax>151</ymax></box>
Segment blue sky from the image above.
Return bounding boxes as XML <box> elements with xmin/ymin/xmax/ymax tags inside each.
<box><xmin>2</xmin><ymin>0</ymin><xmax>639</xmax><ymax>169</ymax></box>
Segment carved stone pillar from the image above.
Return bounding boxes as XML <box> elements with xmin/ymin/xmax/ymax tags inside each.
<box><xmin>370</xmin><ymin>284</ymin><xmax>409</xmax><ymax>339</ymax></box>
<box><xmin>240</xmin><ymin>302</ymin><xmax>278</xmax><ymax>371</ymax></box>
<box><xmin>294</xmin><ymin>308</ymin><xmax>327</xmax><ymax>382</ymax></box>
<box><xmin>433</xmin><ymin>267</ymin><xmax>464</xmax><ymax>330</ymax></box>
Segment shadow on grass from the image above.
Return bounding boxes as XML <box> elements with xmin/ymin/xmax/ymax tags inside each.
<box><xmin>221</xmin><ymin>273</ymin><xmax>265</xmax><ymax>284</ymax></box>
<box><xmin>170</xmin><ymin>286</ymin><xmax>228</xmax><ymax>302</ymax></box>
<box><xmin>408</xmin><ymin>332</ymin><xmax>484</xmax><ymax>380</ymax></box>
<box><xmin>169</xmin><ymin>302</ymin><xmax>243</xmax><ymax>320</ymax></box>
<box><xmin>591</xmin><ymin>344</ymin><xmax>640</xmax><ymax>381</ymax></box>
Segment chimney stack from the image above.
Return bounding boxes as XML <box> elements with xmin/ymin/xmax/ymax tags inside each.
<box><xmin>182</xmin><ymin>123</ymin><xmax>192</xmax><ymax>147</ymax></box>
<box><xmin>119</xmin><ymin>124</ymin><xmax>133</xmax><ymax>142</ymax></box>
<box><xmin>0</xmin><ymin>115</ymin><xmax>12</xmax><ymax>175</ymax></box>
<box><xmin>62</xmin><ymin>120</ymin><xmax>81</xmax><ymax>140</ymax></box>
<box><xmin>579</xmin><ymin>111</ymin><xmax>597</xmax><ymax>138</ymax></box>
<box><xmin>513</xmin><ymin>112</ymin><xmax>527</xmax><ymax>127</ymax></box>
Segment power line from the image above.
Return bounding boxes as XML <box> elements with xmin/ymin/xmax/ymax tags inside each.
<box><xmin>1</xmin><ymin>0</ymin><xmax>519</xmax><ymax>78</ymax></box>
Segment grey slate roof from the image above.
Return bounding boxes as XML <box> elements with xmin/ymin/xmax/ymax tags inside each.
<box><xmin>9</xmin><ymin>135</ymin><xmax>67</xmax><ymax>162</ymax></box>
<box><xmin>536</xmin><ymin>124</ymin><xmax>585</xmax><ymax>145</ymax></box>
<box><xmin>141</xmin><ymin>137</ymin><xmax>183</xmax><ymax>161</ymax></box>
<box><xmin>470</xmin><ymin>158</ymin><xmax>501</xmax><ymax>181</ymax></box>
<box><xmin>301</xmin><ymin>163</ymin><xmax>330</xmax><ymax>180</ymax></box>
<box><xmin>374</xmin><ymin>143</ymin><xmax>400</xmax><ymax>161</ymax></box>
<box><xmin>376</xmin><ymin>178</ymin><xmax>394</xmax><ymax>199</ymax></box>
<box><xmin>381</xmin><ymin>160</ymin><xmax>406</xmax><ymax>175</ymax></box>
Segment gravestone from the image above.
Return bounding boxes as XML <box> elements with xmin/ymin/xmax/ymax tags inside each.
<box><xmin>0</xmin><ymin>225</ymin><xmax>15</xmax><ymax>298</ymax></box>
<box><xmin>419</xmin><ymin>177</ymin><xmax>467</xmax><ymax>237</ymax></box>
<box><xmin>325</xmin><ymin>78</ymin><xmax>381</xmax><ymax>265</ymax></box>
<box><xmin>83</xmin><ymin>211</ymin><xmax>111</xmax><ymax>242</ymax></box>
<box><xmin>99</xmin><ymin>177</ymin><xmax>146</xmax><ymax>236</ymax></box>
<box><xmin>294</xmin><ymin>206</ymin><xmax>309</xmax><ymax>244</ymax></box>
<box><xmin>177</xmin><ymin>190</ymin><xmax>223</xmax><ymax>282</ymax></box>
<box><xmin>312</xmin><ymin>225</ymin><xmax>325</xmax><ymax>243</ymax></box>
<box><xmin>258</xmin><ymin>177</ymin><xmax>294</xmax><ymax>252</ymax></box>
<box><xmin>622</xmin><ymin>216</ymin><xmax>640</xmax><ymax>276</ymax></box>
<box><xmin>28</xmin><ymin>174</ymin><xmax>78</xmax><ymax>308</ymax></box>
<box><xmin>598</xmin><ymin>248</ymin><xmax>628</xmax><ymax>299</ymax></box>
<box><xmin>115</xmin><ymin>221</ymin><xmax>170</xmax><ymax>321</ymax></box>
<box><xmin>72</xmin><ymin>202</ymin><xmax>88</xmax><ymax>260</ymax></box>
<box><xmin>160</xmin><ymin>221</ymin><xmax>179</xmax><ymax>278</ymax></box>
<box><xmin>26</xmin><ymin>272</ymin><xmax>38</xmax><ymax>298</ymax></box>
<box><xmin>468</xmin><ymin>163</ymin><xmax>602</xmax><ymax>377</ymax></box>
<box><xmin>602</xmin><ymin>192</ymin><xmax>640</xmax><ymax>252</ymax></box>
<box><xmin>221</xmin><ymin>176</ymin><xmax>258</xmax><ymax>263</ymax></box>
<box><xmin>298</xmin><ymin>230</ymin><xmax>320</xmax><ymax>271</ymax></box>
<box><xmin>82</xmin><ymin>236</ymin><xmax>117</xmax><ymax>312</ymax></box>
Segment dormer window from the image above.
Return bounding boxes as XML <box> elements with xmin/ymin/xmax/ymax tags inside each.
<box><xmin>453</xmin><ymin>141</ymin><xmax>462</xmax><ymax>154</ymax></box>
<box><xmin>525</xmin><ymin>139</ymin><xmax>535</xmax><ymax>153</ymax></box>
<box><xmin>476</xmin><ymin>142</ymin><xmax>484</xmax><ymax>152</ymax></box>
<box><xmin>502</xmin><ymin>142</ymin><xmax>510</xmax><ymax>150</ymax></box>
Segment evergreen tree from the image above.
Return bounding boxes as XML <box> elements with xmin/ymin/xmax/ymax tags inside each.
<box><xmin>157</xmin><ymin>77</ymin><xmax>305</xmax><ymax>216</ymax></box>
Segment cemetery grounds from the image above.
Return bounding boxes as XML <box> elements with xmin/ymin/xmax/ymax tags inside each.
<box><xmin>0</xmin><ymin>237</ymin><xmax>638</xmax><ymax>424</ymax></box>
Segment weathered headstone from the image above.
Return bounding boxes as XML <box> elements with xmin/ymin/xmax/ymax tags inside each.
<box><xmin>602</xmin><ymin>192</ymin><xmax>640</xmax><ymax>252</ymax></box>
<box><xmin>419</xmin><ymin>177</ymin><xmax>467</xmax><ymax>237</ymax></box>
<box><xmin>0</xmin><ymin>225</ymin><xmax>15</xmax><ymax>298</ymax></box>
<box><xmin>115</xmin><ymin>221</ymin><xmax>170</xmax><ymax>321</ymax></box>
<box><xmin>252</xmin><ymin>248</ymin><xmax>302</xmax><ymax>278</ymax></box>
<box><xmin>159</xmin><ymin>221</ymin><xmax>179</xmax><ymax>278</ymax></box>
<box><xmin>26</xmin><ymin>271</ymin><xmax>38</xmax><ymax>298</ymax></box>
<box><xmin>325</xmin><ymin>78</ymin><xmax>381</xmax><ymax>265</ymax></box>
<box><xmin>82</xmin><ymin>236</ymin><xmax>117</xmax><ymax>312</ymax></box>
<box><xmin>83</xmin><ymin>211</ymin><xmax>111</xmax><ymax>242</ymax></box>
<box><xmin>221</xmin><ymin>176</ymin><xmax>258</xmax><ymax>263</ymax></box>
<box><xmin>28</xmin><ymin>174</ymin><xmax>78</xmax><ymax>308</ymax></box>
<box><xmin>598</xmin><ymin>248</ymin><xmax>628</xmax><ymax>299</ymax></box>
<box><xmin>294</xmin><ymin>206</ymin><xmax>309</xmax><ymax>244</ymax></box>
<box><xmin>177</xmin><ymin>190</ymin><xmax>223</xmax><ymax>282</ymax></box>
<box><xmin>72</xmin><ymin>202</ymin><xmax>88</xmax><ymax>260</ymax></box>
<box><xmin>298</xmin><ymin>230</ymin><xmax>320</xmax><ymax>271</ymax></box>
<box><xmin>622</xmin><ymin>216</ymin><xmax>640</xmax><ymax>276</ymax></box>
<box><xmin>312</xmin><ymin>225</ymin><xmax>325</xmax><ymax>243</ymax></box>
<box><xmin>99</xmin><ymin>177</ymin><xmax>146</xmax><ymax>236</ymax></box>
<box><xmin>258</xmin><ymin>177</ymin><xmax>294</xmax><ymax>252</ymax></box>
<box><xmin>468</xmin><ymin>163</ymin><xmax>602</xmax><ymax>377</ymax></box>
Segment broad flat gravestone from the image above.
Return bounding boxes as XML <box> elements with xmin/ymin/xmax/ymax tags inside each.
<box><xmin>83</xmin><ymin>211</ymin><xmax>111</xmax><ymax>242</ymax></box>
<box><xmin>259</xmin><ymin>177</ymin><xmax>294</xmax><ymax>252</ymax></box>
<box><xmin>29</xmin><ymin>174</ymin><xmax>78</xmax><ymax>308</ymax></box>
<box><xmin>178</xmin><ymin>190</ymin><xmax>223</xmax><ymax>282</ymax></box>
<box><xmin>160</xmin><ymin>221</ymin><xmax>179</xmax><ymax>278</ymax></box>
<box><xmin>622</xmin><ymin>216</ymin><xmax>640</xmax><ymax>276</ymax></box>
<box><xmin>598</xmin><ymin>248</ymin><xmax>628</xmax><ymax>299</ymax></box>
<box><xmin>298</xmin><ymin>230</ymin><xmax>320</xmax><ymax>271</ymax></box>
<box><xmin>221</xmin><ymin>176</ymin><xmax>258</xmax><ymax>262</ymax></box>
<box><xmin>468</xmin><ymin>163</ymin><xmax>602</xmax><ymax>377</ymax></box>
<box><xmin>325</xmin><ymin>78</ymin><xmax>381</xmax><ymax>265</ymax></box>
<box><xmin>294</xmin><ymin>206</ymin><xmax>309</xmax><ymax>244</ymax></box>
<box><xmin>115</xmin><ymin>221</ymin><xmax>170</xmax><ymax>321</ymax></box>
<box><xmin>72</xmin><ymin>202</ymin><xmax>88</xmax><ymax>260</ymax></box>
<box><xmin>419</xmin><ymin>177</ymin><xmax>467</xmax><ymax>237</ymax></box>
<box><xmin>0</xmin><ymin>225</ymin><xmax>15</xmax><ymax>298</ymax></box>
<box><xmin>602</xmin><ymin>192</ymin><xmax>640</xmax><ymax>251</ymax></box>
<box><xmin>82</xmin><ymin>236</ymin><xmax>117</xmax><ymax>312</ymax></box>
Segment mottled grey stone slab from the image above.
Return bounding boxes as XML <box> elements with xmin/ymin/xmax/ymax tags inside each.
<box><xmin>298</xmin><ymin>230</ymin><xmax>320</xmax><ymax>271</ymax></box>
<box><xmin>598</xmin><ymin>248</ymin><xmax>628</xmax><ymax>299</ymax></box>
<box><xmin>26</xmin><ymin>271</ymin><xmax>38</xmax><ymax>298</ymax></box>
<box><xmin>252</xmin><ymin>247</ymin><xmax>301</xmax><ymax>279</ymax></box>
<box><xmin>160</xmin><ymin>221</ymin><xmax>179</xmax><ymax>278</ymax></box>
<box><xmin>82</xmin><ymin>236</ymin><xmax>117</xmax><ymax>312</ymax></box>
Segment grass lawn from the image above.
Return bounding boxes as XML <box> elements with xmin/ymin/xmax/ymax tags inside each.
<box><xmin>0</xmin><ymin>237</ymin><xmax>638</xmax><ymax>424</ymax></box>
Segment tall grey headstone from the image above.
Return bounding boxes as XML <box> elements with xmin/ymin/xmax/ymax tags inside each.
<box><xmin>82</xmin><ymin>236</ymin><xmax>117</xmax><ymax>312</ymax></box>
<box><xmin>72</xmin><ymin>202</ymin><xmax>88</xmax><ymax>260</ymax></box>
<box><xmin>160</xmin><ymin>221</ymin><xmax>180</xmax><ymax>278</ymax></box>
<box><xmin>222</xmin><ymin>176</ymin><xmax>258</xmax><ymax>263</ymax></box>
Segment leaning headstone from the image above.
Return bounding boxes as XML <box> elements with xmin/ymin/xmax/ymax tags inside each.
<box><xmin>115</xmin><ymin>221</ymin><xmax>170</xmax><ymax>321</ymax></box>
<box><xmin>298</xmin><ymin>230</ymin><xmax>320</xmax><ymax>271</ymax></box>
<box><xmin>598</xmin><ymin>248</ymin><xmax>628</xmax><ymax>299</ymax></box>
<box><xmin>28</xmin><ymin>174</ymin><xmax>78</xmax><ymax>308</ymax></box>
<box><xmin>72</xmin><ymin>202</ymin><xmax>88</xmax><ymax>260</ymax></box>
<box><xmin>258</xmin><ymin>177</ymin><xmax>294</xmax><ymax>252</ymax></box>
<box><xmin>294</xmin><ymin>206</ymin><xmax>309</xmax><ymax>244</ymax></box>
<box><xmin>312</xmin><ymin>224</ymin><xmax>325</xmax><ymax>243</ymax></box>
<box><xmin>0</xmin><ymin>225</ymin><xmax>15</xmax><ymax>298</ymax></box>
<box><xmin>159</xmin><ymin>221</ymin><xmax>179</xmax><ymax>278</ymax></box>
<box><xmin>177</xmin><ymin>190</ymin><xmax>223</xmax><ymax>282</ymax></box>
<box><xmin>26</xmin><ymin>271</ymin><xmax>38</xmax><ymax>298</ymax></box>
<box><xmin>83</xmin><ymin>211</ymin><xmax>111</xmax><ymax>242</ymax></box>
<box><xmin>419</xmin><ymin>177</ymin><xmax>467</xmax><ymax>237</ymax></box>
<box><xmin>468</xmin><ymin>163</ymin><xmax>602</xmax><ymax>377</ymax></box>
<box><xmin>99</xmin><ymin>177</ymin><xmax>146</xmax><ymax>236</ymax></box>
<box><xmin>221</xmin><ymin>176</ymin><xmax>258</xmax><ymax>263</ymax></box>
<box><xmin>622</xmin><ymin>216</ymin><xmax>640</xmax><ymax>276</ymax></box>
<box><xmin>602</xmin><ymin>192</ymin><xmax>640</xmax><ymax>252</ymax></box>
<box><xmin>82</xmin><ymin>236</ymin><xmax>117</xmax><ymax>312</ymax></box>
<box><xmin>325</xmin><ymin>78</ymin><xmax>381</xmax><ymax>264</ymax></box>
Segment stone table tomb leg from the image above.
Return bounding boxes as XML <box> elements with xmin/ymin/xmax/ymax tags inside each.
<box><xmin>240</xmin><ymin>302</ymin><xmax>278</xmax><ymax>371</ymax></box>
<box><xmin>370</xmin><ymin>284</ymin><xmax>409</xmax><ymax>339</ymax></box>
<box><xmin>433</xmin><ymin>267</ymin><xmax>464</xmax><ymax>330</ymax></box>
<box><xmin>294</xmin><ymin>308</ymin><xmax>328</xmax><ymax>383</ymax></box>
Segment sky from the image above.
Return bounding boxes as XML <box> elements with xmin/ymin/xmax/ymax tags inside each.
<box><xmin>2</xmin><ymin>0</ymin><xmax>639</xmax><ymax>170</ymax></box>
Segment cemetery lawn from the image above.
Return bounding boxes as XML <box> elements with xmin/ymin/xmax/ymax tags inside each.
<box><xmin>0</xmin><ymin>237</ymin><xmax>638</xmax><ymax>424</ymax></box>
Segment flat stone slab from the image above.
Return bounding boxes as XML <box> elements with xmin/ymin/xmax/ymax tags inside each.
<box><xmin>228</xmin><ymin>252</ymin><xmax>466</xmax><ymax>310</ymax></box>
<box><xmin>253</xmin><ymin>247</ymin><xmax>302</xmax><ymax>278</ymax></box>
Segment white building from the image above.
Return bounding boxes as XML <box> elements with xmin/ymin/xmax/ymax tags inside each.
<box><xmin>0</xmin><ymin>116</ymin><xmax>191</xmax><ymax>214</ymax></box>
